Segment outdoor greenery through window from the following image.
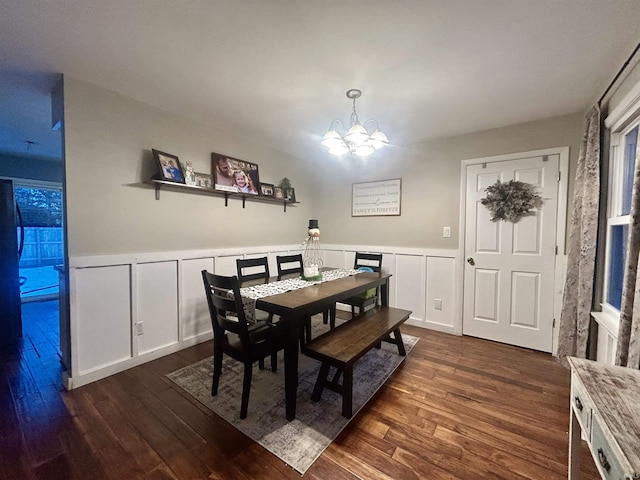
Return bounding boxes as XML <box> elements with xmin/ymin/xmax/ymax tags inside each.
<box><xmin>15</xmin><ymin>183</ymin><xmax>63</xmax><ymax>299</ymax></box>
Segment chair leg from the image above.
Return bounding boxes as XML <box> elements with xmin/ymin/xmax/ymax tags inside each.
<box><xmin>240</xmin><ymin>361</ymin><xmax>253</xmax><ymax>419</ymax></box>
<box><xmin>271</xmin><ymin>352</ymin><xmax>278</xmax><ymax>372</ymax></box>
<box><xmin>258</xmin><ymin>357</ymin><xmax>265</xmax><ymax>370</ymax></box>
<box><xmin>212</xmin><ymin>347</ymin><xmax>223</xmax><ymax>396</ymax></box>
<box><xmin>304</xmin><ymin>315</ymin><xmax>312</xmax><ymax>343</ymax></box>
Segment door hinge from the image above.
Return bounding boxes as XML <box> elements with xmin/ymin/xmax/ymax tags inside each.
<box><xmin>555</xmin><ymin>245</ymin><xmax>558</xmax><ymax>255</ymax></box>
<box><xmin>553</xmin><ymin>318</ymin><xmax>556</xmax><ymax>328</ymax></box>
<box><xmin>557</xmin><ymin>171</ymin><xmax>561</xmax><ymax>182</ymax></box>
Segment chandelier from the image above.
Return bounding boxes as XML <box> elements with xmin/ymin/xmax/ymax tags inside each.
<box><xmin>321</xmin><ymin>89</ymin><xmax>388</xmax><ymax>157</ymax></box>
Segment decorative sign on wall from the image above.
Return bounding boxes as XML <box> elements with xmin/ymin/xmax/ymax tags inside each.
<box><xmin>352</xmin><ymin>178</ymin><xmax>402</xmax><ymax>217</ymax></box>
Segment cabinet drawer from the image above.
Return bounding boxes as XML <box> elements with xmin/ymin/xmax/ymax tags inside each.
<box><xmin>571</xmin><ymin>373</ymin><xmax>593</xmax><ymax>437</ymax></box>
<box><xmin>592</xmin><ymin>416</ymin><xmax>627</xmax><ymax>480</ymax></box>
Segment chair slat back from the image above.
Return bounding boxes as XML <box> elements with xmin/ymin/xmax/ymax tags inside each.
<box><xmin>354</xmin><ymin>252</ymin><xmax>383</xmax><ymax>272</ymax></box>
<box><xmin>236</xmin><ymin>257</ymin><xmax>270</xmax><ymax>283</ymax></box>
<box><xmin>202</xmin><ymin>270</ymin><xmax>249</xmax><ymax>337</ymax></box>
<box><xmin>276</xmin><ymin>254</ymin><xmax>303</xmax><ymax>277</ymax></box>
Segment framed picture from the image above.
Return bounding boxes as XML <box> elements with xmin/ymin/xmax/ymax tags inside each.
<box><xmin>194</xmin><ymin>172</ymin><xmax>213</xmax><ymax>188</ymax></box>
<box><xmin>274</xmin><ymin>186</ymin><xmax>284</xmax><ymax>199</ymax></box>
<box><xmin>152</xmin><ymin>149</ymin><xmax>185</xmax><ymax>183</ymax></box>
<box><xmin>352</xmin><ymin>178</ymin><xmax>402</xmax><ymax>216</ymax></box>
<box><xmin>284</xmin><ymin>188</ymin><xmax>296</xmax><ymax>202</ymax></box>
<box><xmin>211</xmin><ymin>152</ymin><xmax>260</xmax><ymax>195</ymax></box>
<box><xmin>260</xmin><ymin>183</ymin><xmax>275</xmax><ymax>197</ymax></box>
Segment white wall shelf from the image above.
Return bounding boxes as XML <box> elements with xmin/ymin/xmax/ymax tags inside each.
<box><xmin>150</xmin><ymin>178</ymin><xmax>298</xmax><ymax>212</ymax></box>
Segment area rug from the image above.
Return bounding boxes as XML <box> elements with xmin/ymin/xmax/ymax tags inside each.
<box><xmin>167</xmin><ymin>317</ymin><xmax>418</xmax><ymax>475</ymax></box>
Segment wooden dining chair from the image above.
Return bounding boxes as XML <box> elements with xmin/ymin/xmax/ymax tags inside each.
<box><xmin>275</xmin><ymin>254</ymin><xmax>336</xmax><ymax>341</ymax></box>
<box><xmin>276</xmin><ymin>254</ymin><xmax>303</xmax><ymax>277</ymax></box>
<box><xmin>236</xmin><ymin>256</ymin><xmax>270</xmax><ymax>283</ymax></box>
<box><xmin>340</xmin><ymin>252</ymin><xmax>383</xmax><ymax>319</ymax></box>
<box><xmin>236</xmin><ymin>257</ymin><xmax>275</xmax><ymax>323</ymax></box>
<box><xmin>201</xmin><ymin>270</ymin><xmax>285</xmax><ymax>419</ymax></box>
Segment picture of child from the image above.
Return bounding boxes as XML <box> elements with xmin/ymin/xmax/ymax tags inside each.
<box><xmin>211</xmin><ymin>152</ymin><xmax>261</xmax><ymax>195</ymax></box>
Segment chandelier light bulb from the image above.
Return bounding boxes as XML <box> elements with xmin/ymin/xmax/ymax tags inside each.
<box><xmin>354</xmin><ymin>143</ymin><xmax>374</xmax><ymax>157</ymax></box>
<box><xmin>328</xmin><ymin>143</ymin><xmax>349</xmax><ymax>156</ymax></box>
<box><xmin>369</xmin><ymin>129</ymin><xmax>389</xmax><ymax>150</ymax></box>
<box><xmin>321</xmin><ymin>129</ymin><xmax>343</xmax><ymax>149</ymax></box>
<box><xmin>345</xmin><ymin>123</ymin><xmax>369</xmax><ymax>145</ymax></box>
<box><xmin>321</xmin><ymin>89</ymin><xmax>388</xmax><ymax>158</ymax></box>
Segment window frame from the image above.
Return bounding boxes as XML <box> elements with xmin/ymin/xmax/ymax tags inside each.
<box><xmin>602</xmin><ymin>120</ymin><xmax>639</xmax><ymax>317</ymax></box>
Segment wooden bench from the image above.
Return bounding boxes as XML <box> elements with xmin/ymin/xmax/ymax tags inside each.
<box><xmin>301</xmin><ymin>306</ymin><xmax>412</xmax><ymax>418</ymax></box>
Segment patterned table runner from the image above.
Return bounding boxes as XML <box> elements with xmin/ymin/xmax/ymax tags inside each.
<box><xmin>239</xmin><ymin>268</ymin><xmax>362</xmax><ymax>322</ymax></box>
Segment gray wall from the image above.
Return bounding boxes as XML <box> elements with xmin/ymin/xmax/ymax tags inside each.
<box><xmin>62</xmin><ymin>75</ymin><xmax>586</xmax><ymax>255</ymax></box>
<box><xmin>63</xmin><ymin>77</ymin><xmax>313</xmax><ymax>256</ymax></box>
<box><xmin>0</xmin><ymin>153</ymin><xmax>63</xmax><ymax>183</ymax></box>
<box><xmin>313</xmin><ymin>112</ymin><xmax>584</xmax><ymax>249</ymax></box>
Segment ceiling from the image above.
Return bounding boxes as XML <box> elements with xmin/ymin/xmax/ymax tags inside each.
<box><xmin>1</xmin><ymin>1</ymin><xmax>640</xmax><ymax>163</ymax></box>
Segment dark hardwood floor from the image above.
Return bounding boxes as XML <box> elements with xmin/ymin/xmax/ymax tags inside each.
<box><xmin>1</xmin><ymin>304</ymin><xmax>600</xmax><ymax>479</ymax></box>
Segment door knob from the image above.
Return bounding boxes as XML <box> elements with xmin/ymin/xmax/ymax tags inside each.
<box><xmin>466</xmin><ymin>257</ymin><xmax>475</xmax><ymax>266</ymax></box>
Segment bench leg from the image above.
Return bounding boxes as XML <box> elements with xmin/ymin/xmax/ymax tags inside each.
<box><xmin>331</xmin><ymin>366</ymin><xmax>342</xmax><ymax>384</ymax></box>
<box><xmin>342</xmin><ymin>366</ymin><xmax>353</xmax><ymax>418</ymax></box>
<box><xmin>312</xmin><ymin>362</ymin><xmax>330</xmax><ymax>402</ymax></box>
<box><xmin>393</xmin><ymin>328</ymin><xmax>406</xmax><ymax>356</ymax></box>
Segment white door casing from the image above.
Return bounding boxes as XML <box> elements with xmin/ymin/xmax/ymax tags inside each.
<box><xmin>462</xmin><ymin>153</ymin><xmax>560</xmax><ymax>352</ymax></box>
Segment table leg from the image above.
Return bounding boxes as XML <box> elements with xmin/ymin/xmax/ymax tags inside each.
<box><xmin>568</xmin><ymin>407</ymin><xmax>581</xmax><ymax>480</ymax></box>
<box><xmin>284</xmin><ymin>314</ymin><xmax>299</xmax><ymax>421</ymax></box>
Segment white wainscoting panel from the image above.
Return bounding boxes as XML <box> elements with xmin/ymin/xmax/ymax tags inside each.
<box><xmin>425</xmin><ymin>256</ymin><xmax>456</xmax><ymax>331</ymax></box>
<box><xmin>182</xmin><ymin>257</ymin><xmax>214</xmax><ymax>340</ymax></box>
<box><xmin>136</xmin><ymin>261</ymin><xmax>179</xmax><ymax>355</ymax></box>
<box><xmin>216</xmin><ymin>255</ymin><xmax>241</xmax><ymax>276</ymax></box>
<box><xmin>395</xmin><ymin>254</ymin><xmax>426</xmax><ymax>323</ymax></box>
<box><xmin>66</xmin><ymin>244</ymin><xmax>458</xmax><ymax>389</ymax></box>
<box><xmin>75</xmin><ymin>264</ymin><xmax>132</xmax><ymax>374</ymax></box>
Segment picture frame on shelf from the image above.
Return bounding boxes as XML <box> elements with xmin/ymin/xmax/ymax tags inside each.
<box><xmin>260</xmin><ymin>183</ymin><xmax>275</xmax><ymax>197</ymax></box>
<box><xmin>284</xmin><ymin>188</ymin><xmax>296</xmax><ymax>202</ymax></box>
<box><xmin>194</xmin><ymin>172</ymin><xmax>213</xmax><ymax>188</ymax></box>
<box><xmin>274</xmin><ymin>186</ymin><xmax>284</xmax><ymax>199</ymax></box>
<box><xmin>153</xmin><ymin>149</ymin><xmax>185</xmax><ymax>183</ymax></box>
<box><xmin>211</xmin><ymin>152</ymin><xmax>260</xmax><ymax>195</ymax></box>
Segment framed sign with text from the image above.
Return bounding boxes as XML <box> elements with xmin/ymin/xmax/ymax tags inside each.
<box><xmin>352</xmin><ymin>178</ymin><xmax>402</xmax><ymax>217</ymax></box>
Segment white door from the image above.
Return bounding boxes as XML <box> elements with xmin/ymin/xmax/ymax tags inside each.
<box><xmin>463</xmin><ymin>154</ymin><xmax>559</xmax><ymax>352</ymax></box>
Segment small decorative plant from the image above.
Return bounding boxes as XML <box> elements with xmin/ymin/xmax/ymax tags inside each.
<box><xmin>279</xmin><ymin>177</ymin><xmax>292</xmax><ymax>192</ymax></box>
<box><xmin>481</xmin><ymin>179</ymin><xmax>542</xmax><ymax>222</ymax></box>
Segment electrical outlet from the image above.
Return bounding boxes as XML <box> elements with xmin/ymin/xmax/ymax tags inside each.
<box><xmin>434</xmin><ymin>298</ymin><xmax>443</xmax><ymax>310</ymax></box>
<box><xmin>135</xmin><ymin>322</ymin><xmax>144</xmax><ymax>335</ymax></box>
<box><xmin>443</xmin><ymin>227</ymin><xmax>451</xmax><ymax>238</ymax></box>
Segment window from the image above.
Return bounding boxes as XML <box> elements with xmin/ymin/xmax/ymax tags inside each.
<box><xmin>604</xmin><ymin>124</ymin><xmax>638</xmax><ymax>312</ymax></box>
<box><xmin>13</xmin><ymin>181</ymin><xmax>63</xmax><ymax>300</ymax></box>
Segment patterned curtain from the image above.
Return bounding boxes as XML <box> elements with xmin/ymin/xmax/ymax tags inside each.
<box><xmin>557</xmin><ymin>106</ymin><xmax>601</xmax><ymax>366</ymax></box>
<box><xmin>616</xmin><ymin>137</ymin><xmax>640</xmax><ymax>369</ymax></box>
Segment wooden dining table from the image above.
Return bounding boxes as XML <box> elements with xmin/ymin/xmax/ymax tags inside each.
<box><xmin>242</xmin><ymin>270</ymin><xmax>392</xmax><ymax>421</ymax></box>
